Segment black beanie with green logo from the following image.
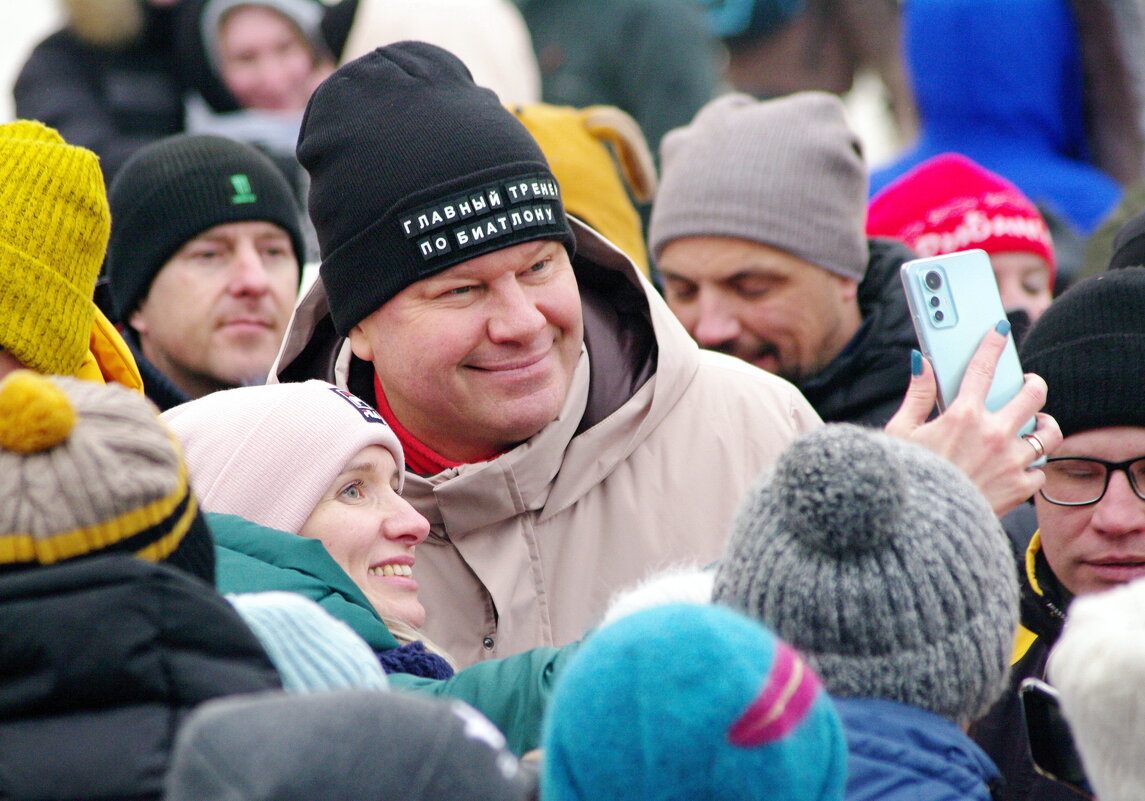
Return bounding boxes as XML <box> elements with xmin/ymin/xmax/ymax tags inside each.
<box><xmin>106</xmin><ymin>133</ymin><xmax>306</xmax><ymax>323</ymax></box>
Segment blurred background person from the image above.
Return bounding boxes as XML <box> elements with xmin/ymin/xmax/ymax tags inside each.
<box><xmin>869</xmin><ymin>0</ymin><xmax>1138</xmax><ymax>293</ymax></box>
<box><xmin>333</xmin><ymin>0</ymin><xmax>540</xmax><ymax>105</ymax></box>
<box><xmin>13</xmin><ymin>0</ymin><xmax>186</xmax><ymax>183</ymax></box>
<box><xmin>511</xmin><ymin>0</ymin><xmax>721</xmax><ymax>160</ymax></box>
<box><xmin>697</xmin><ymin>0</ymin><xmax>916</xmax><ymax>154</ymax></box>
<box><xmin>183</xmin><ymin>0</ymin><xmax>333</xmax><ymax>223</ymax></box>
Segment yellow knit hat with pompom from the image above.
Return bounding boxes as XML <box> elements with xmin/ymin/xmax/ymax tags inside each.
<box><xmin>0</xmin><ymin>371</ymin><xmax>214</xmax><ymax>581</ymax></box>
<box><xmin>0</xmin><ymin>120</ymin><xmax>109</xmax><ymax>376</ymax></box>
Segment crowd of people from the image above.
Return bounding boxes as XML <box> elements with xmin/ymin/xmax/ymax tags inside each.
<box><xmin>4</xmin><ymin>0</ymin><xmax>1145</xmax><ymax>799</ymax></box>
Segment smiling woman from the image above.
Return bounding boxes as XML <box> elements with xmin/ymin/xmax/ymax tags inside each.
<box><xmin>162</xmin><ymin>379</ymin><xmax>449</xmax><ymax>665</ymax></box>
<box><xmin>161</xmin><ymin>379</ymin><xmax>578</xmax><ymax>755</ymax></box>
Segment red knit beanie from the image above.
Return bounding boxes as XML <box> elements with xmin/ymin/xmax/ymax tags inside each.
<box><xmin>867</xmin><ymin>153</ymin><xmax>1055</xmax><ymax>288</ymax></box>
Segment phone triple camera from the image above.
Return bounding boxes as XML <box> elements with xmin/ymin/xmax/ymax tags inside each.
<box><xmin>918</xmin><ymin>267</ymin><xmax>957</xmax><ymax>328</ymax></box>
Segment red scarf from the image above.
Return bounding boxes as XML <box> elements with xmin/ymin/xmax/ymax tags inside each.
<box><xmin>373</xmin><ymin>373</ymin><xmax>501</xmax><ymax>474</ymax></box>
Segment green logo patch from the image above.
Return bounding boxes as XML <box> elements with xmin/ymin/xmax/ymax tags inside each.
<box><xmin>229</xmin><ymin>174</ymin><xmax>257</xmax><ymax>204</ymax></box>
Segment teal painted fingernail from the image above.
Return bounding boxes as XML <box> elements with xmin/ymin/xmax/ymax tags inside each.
<box><xmin>995</xmin><ymin>319</ymin><xmax>1011</xmax><ymax>336</ymax></box>
<box><xmin>911</xmin><ymin>349</ymin><xmax>922</xmax><ymax>376</ymax></box>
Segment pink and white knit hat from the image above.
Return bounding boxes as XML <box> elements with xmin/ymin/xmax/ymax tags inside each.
<box><xmin>866</xmin><ymin>152</ymin><xmax>1056</xmax><ymax>287</ymax></box>
<box><xmin>161</xmin><ymin>381</ymin><xmax>404</xmax><ymax>536</ymax></box>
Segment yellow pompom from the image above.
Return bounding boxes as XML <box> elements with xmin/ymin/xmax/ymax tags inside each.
<box><xmin>0</xmin><ymin>370</ymin><xmax>77</xmax><ymax>453</ymax></box>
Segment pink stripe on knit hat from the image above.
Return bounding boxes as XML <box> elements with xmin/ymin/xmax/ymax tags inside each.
<box><xmin>727</xmin><ymin>642</ymin><xmax>822</xmax><ymax>747</ymax></box>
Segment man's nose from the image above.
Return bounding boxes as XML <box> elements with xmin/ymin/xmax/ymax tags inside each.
<box><xmin>1091</xmin><ymin>469</ymin><xmax>1145</xmax><ymax>536</ymax></box>
<box><xmin>691</xmin><ymin>290</ymin><xmax>741</xmax><ymax>347</ymax></box>
<box><xmin>227</xmin><ymin>241</ymin><xmax>272</xmax><ymax>295</ymax></box>
<box><xmin>486</xmin><ymin>279</ymin><xmax>546</xmax><ymax>343</ymax></box>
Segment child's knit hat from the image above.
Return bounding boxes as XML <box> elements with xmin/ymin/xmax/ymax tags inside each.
<box><xmin>542</xmin><ymin>603</ymin><xmax>847</xmax><ymax>801</ymax></box>
<box><xmin>0</xmin><ymin>370</ymin><xmax>213</xmax><ymax>582</ymax></box>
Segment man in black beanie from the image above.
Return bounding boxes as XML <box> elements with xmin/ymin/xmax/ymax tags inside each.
<box><xmin>105</xmin><ymin>133</ymin><xmax>306</xmax><ymax>410</ymax></box>
<box><xmin>971</xmin><ymin>267</ymin><xmax>1145</xmax><ymax>801</ymax></box>
<box><xmin>274</xmin><ymin>40</ymin><xmax>1054</xmax><ymax>669</ymax></box>
<box><xmin>272</xmin><ymin>40</ymin><xmax>825</xmax><ymax>667</ymax></box>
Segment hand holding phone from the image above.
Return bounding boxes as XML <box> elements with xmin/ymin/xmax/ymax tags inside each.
<box><xmin>900</xmin><ymin>249</ymin><xmax>1034</xmax><ymax>436</ymax></box>
<box><xmin>886</xmin><ymin>250</ymin><xmax>1064</xmax><ymax>515</ymax></box>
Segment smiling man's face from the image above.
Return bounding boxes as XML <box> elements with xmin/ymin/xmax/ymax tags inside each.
<box><xmin>349</xmin><ymin>239</ymin><xmax>583</xmax><ymax>463</ymax></box>
<box><xmin>659</xmin><ymin>235</ymin><xmax>861</xmax><ymax>385</ymax></box>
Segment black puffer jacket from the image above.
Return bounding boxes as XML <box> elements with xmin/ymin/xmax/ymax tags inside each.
<box><xmin>797</xmin><ymin>237</ymin><xmax>919</xmax><ymax>426</ymax></box>
<box><xmin>0</xmin><ymin>556</ymin><xmax>281</xmax><ymax>801</ymax></box>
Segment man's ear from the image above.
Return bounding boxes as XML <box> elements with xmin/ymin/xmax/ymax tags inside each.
<box><xmin>836</xmin><ymin>275</ymin><xmax>860</xmax><ymax>302</ymax></box>
<box><xmin>348</xmin><ymin>324</ymin><xmax>374</xmax><ymax>362</ymax></box>
<box><xmin>128</xmin><ymin>306</ymin><xmax>149</xmax><ymax>336</ymax></box>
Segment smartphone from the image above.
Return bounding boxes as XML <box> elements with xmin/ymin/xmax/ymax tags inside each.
<box><xmin>900</xmin><ymin>249</ymin><xmax>1035</xmax><ymax>436</ymax></box>
<box><xmin>1019</xmin><ymin>678</ymin><xmax>1095</xmax><ymax>799</ymax></box>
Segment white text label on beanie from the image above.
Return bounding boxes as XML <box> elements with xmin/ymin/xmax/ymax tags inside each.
<box><xmin>397</xmin><ymin>173</ymin><xmax>565</xmax><ymax>268</ymax></box>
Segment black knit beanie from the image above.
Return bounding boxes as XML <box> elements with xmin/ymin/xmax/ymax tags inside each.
<box><xmin>1109</xmin><ymin>207</ymin><xmax>1145</xmax><ymax>271</ymax></box>
<box><xmin>106</xmin><ymin>134</ymin><xmax>306</xmax><ymax>323</ymax></box>
<box><xmin>1020</xmin><ymin>267</ymin><xmax>1145</xmax><ymax>437</ymax></box>
<box><xmin>296</xmin><ymin>41</ymin><xmax>576</xmax><ymax>337</ymax></box>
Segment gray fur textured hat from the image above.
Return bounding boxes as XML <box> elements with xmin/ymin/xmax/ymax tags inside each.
<box><xmin>648</xmin><ymin>91</ymin><xmax>869</xmax><ymax>282</ymax></box>
<box><xmin>1048</xmin><ymin>577</ymin><xmax>1145</xmax><ymax>801</ymax></box>
<box><xmin>712</xmin><ymin>423</ymin><xmax>1018</xmax><ymax>724</ymax></box>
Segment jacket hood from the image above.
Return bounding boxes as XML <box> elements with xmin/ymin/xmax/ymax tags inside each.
<box><xmin>272</xmin><ymin>218</ymin><xmax>703</xmax><ymax>526</ymax></box>
<box><xmin>905</xmin><ymin>0</ymin><xmax>1086</xmax><ymax>158</ymax></box>
<box><xmin>871</xmin><ymin>0</ymin><xmax>1121</xmax><ymax>233</ymax></box>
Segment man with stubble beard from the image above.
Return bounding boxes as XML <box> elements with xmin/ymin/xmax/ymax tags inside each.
<box><xmin>105</xmin><ymin>133</ymin><xmax>305</xmax><ymax>410</ymax></box>
<box><xmin>650</xmin><ymin>91</ymin><xmax>918</xmax><ymax>427</ymax></box>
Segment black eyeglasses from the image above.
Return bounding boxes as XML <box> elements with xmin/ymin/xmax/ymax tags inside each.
<box><xmin>1040</xmin><ymin>456</ymin><xmax>1145</xmax><ymax>506</ymax></box>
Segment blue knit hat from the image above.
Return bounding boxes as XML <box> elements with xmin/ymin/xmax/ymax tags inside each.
<box><xmin>541</xmin><ymin>603</ymin><xmax>847</xmax><ymax>801</ymax></box>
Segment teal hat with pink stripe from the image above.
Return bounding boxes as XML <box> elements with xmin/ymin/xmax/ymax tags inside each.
<box><xmin>541</xmin><ymin>603</ymin><xmax>846</xmax><ymax>801</ymax></box>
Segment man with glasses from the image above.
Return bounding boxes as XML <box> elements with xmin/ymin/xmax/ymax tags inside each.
<box><xmin>971</xmin><ymin>267</ymin><xmax>1145</xmax><ymax>801</ymax></box>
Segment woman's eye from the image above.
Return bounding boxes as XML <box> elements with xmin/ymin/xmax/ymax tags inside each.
<box><xmin>339</xmin><ymin>481</ymin><xmax>364</xmax><ymax>500</ymax></box>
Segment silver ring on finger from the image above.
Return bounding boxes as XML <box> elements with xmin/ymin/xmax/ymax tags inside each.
<box><xmin>1023</xmin><ymin>433</ymin><xmax>1046</xmax><ymax>461</ymax></box>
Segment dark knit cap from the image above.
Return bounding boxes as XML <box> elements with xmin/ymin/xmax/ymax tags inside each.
<box><xmin>296</xmin><ymin>41</ymin><xmax>576</xmax><ymax>337</ymax></box>
<box><xmin>106</xmin><ymin>134</ymin><xmax>306</xmax><ymax>323</ymax></box>
<box><xmin>1020</xmin><ymin>267</ymin><xmax>1145</xmax><ymax>437</ymax></box>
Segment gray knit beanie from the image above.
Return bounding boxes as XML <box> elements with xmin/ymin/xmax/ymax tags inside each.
<box><xmin>712</xmin><ymin>424</ymin><xmax>1018</xmax><ymax>724</ymax></box>
<box><xmin>648</xmin><ymin>91</ymin><xmax>869</xmax><ymax>281</ymax></box>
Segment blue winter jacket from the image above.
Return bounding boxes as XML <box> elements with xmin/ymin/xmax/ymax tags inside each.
<box><xmin>837</xmin><ymin>697</ymin><xmax>1002</xmax><ymax>801</ymax></box>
